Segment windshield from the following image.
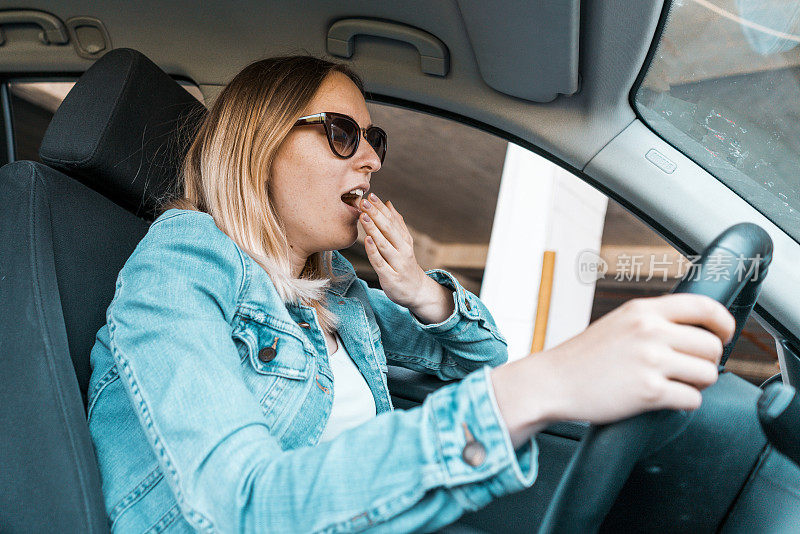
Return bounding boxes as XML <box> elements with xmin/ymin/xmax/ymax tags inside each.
<box><xmin>634</xmin><ymin>0</ymin><xmax>800</xmax><ymax>244</ymax></box>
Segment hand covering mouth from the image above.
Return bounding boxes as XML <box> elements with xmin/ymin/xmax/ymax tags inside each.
<box><xmin>341</xmin><ymin>188</ymin><xmax>366</xmax><ymax>208</ymax></box>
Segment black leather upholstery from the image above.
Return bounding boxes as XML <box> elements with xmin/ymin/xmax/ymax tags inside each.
<box><xmin>0</xmin><ymin>48</ymin><xmax>206</xmax><ymax>533</ymax></box>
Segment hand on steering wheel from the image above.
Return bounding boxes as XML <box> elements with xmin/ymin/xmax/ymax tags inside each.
<box><xmin>535</xmin><ymin>222</ymin><xmax>773</xmax><ymax>534</ymax></box>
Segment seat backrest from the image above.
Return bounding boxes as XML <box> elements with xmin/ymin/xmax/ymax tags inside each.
<box><xmin>0</xmin><ymin>48</ymin><xmax>207</xmax><ymax>533</ymax></box>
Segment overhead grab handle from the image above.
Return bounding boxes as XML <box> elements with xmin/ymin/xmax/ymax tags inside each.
<box><xmin>0</xmin><ymin>9</ymin><xmax>69</xmax><ymax>46</ymax></box>
<box><xmin>327</xmin><ymin>18</ymin><xmax>449</xmax><ymax>77</ymax></box>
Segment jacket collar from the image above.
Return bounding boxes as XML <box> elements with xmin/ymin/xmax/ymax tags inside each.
<box><xmin>327</xmin><ymin>250</ymin><xmax>357</xmax><ymax>296</ymax></box>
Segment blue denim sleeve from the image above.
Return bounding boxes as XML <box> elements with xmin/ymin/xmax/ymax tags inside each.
<box><xmin>107</xmin><ymin>212</ymin><xmax>537</xmax><ymax>533</ymax></box>
<box><xmin>360</xmin><ymin>269</ymin><xmax>510</xmax><ymax>380</ymax></box>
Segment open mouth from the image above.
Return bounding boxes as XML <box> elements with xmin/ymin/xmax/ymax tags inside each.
<box><xmin>341</xmin><ymin>188</ymin><xmax>366</xmax><ymax>210</ymax></box>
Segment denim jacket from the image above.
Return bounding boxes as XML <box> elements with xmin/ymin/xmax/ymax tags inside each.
<box><xmin>87</xmin><ymin>208</ymin><xmax>539</xmax><ymax>533</ymax></box>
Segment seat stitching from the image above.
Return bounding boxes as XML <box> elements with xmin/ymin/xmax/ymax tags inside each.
<box><xmin>29</xmin><ymin>165</ymin><xmax>98</xmax><ymax>531</ymax></box>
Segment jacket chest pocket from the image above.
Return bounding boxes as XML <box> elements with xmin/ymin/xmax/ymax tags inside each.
<box><xmin>231</xmin><ymin>315</ymin><xmax>312</xmax><ymax>425</ymax></box>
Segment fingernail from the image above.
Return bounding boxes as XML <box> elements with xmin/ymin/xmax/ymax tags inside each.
<box><xmin>362</xmin><ymin>200</ymin><xmax>372</xmax><ymax>209</ymax></box>
<box><xmin>369</xmin><ymin>193</ymin><xmax>377</xmax><ymax>201</ymax></box>
<box><xmin>362</xmin><ymin>213</ymin><xmax>371</xmax><ymax>222</ymax></box>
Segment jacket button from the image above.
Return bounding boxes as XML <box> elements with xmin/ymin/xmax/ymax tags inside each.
<box><xmin>298</xmin><ymin>321</ymin><xmax>311</xmax><ymax>328</ymax></box>
<box><xmin>464</xmin><ymin>298</ymin><xmax>472</xmax><ymax>312</ymax></box>
<box><xmin>258</xmin><ymin>336</ymin><xmax>279</xmax><ymax>362</ymax></box>
<box><xmin>460</xmin><ymin>422</ymin><xmax>486</xmax><ymax>467</ymax></box>
<box><xmin>258</xmin><ymin>347</ymin><xmax>276</xmax><ymax>362</ymax></box>
<box><xmin>462</xmin><ymin>440</ymin><xmax>487</xmax><ymax>467</ymax></box>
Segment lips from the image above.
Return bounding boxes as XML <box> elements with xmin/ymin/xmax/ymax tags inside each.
<box><xmin>343</xmin><ymin>201</ymin><xmax>361</xmax><ymax>217</ymax></box>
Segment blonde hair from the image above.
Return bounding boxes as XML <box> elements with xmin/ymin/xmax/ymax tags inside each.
<box><xmin>160</xmin><ymin>56</ymin><xmax>366</xmax><ymax>334</ymax></box>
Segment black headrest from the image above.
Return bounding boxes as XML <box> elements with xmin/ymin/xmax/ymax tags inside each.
<box><xmin>39</xmin><ymin>48</ymin><xmax>208</xmax><ymax>221</ymax></box>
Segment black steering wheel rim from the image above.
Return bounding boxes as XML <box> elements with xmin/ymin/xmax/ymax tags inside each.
<box><xmin>537</xmin><ymin>222</ymin><xmax>773</xmax><ymax>534</ymax></box>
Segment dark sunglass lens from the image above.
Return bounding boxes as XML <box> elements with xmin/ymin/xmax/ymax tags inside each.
<box><xmin>366</xmin><ymin>127</ymin><xmax>387</xmax><ymax>162</ymax></box>
<box><xmin>329</xmin><ymin>117</ymin><xmax>358</xmax><ymax>157</ymax></box>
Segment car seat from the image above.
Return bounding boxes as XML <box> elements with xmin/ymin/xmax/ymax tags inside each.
<box><xmin>0</xmin><ymin>47</ymin><xmax>207</xmax><ymax>533</ymax></box>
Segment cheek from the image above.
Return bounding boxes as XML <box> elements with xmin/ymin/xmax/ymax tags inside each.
<box><xmin>272</xmin><ymin>140</ymin><xmax>318</xmax><ymax>201</ymax></box>
<box><xmin>271</xmin><ymin>139</ymin><xmax>344</xmax><ymax>222</ymax></box>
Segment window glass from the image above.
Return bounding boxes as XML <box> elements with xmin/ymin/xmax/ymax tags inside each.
<box><xmin>634</xmin><ymin>0</ymin><xmax>800</xmax><ymax>244</ymax></box>
<box><xmin>7</xmin><ymin>81</ymin><xmax>72</xmax><ymax>162</ymax></box>
<box><xmin>354</xmin><ymin>102</ymin><xmax>777</xmax><ymax>384</ymax></box>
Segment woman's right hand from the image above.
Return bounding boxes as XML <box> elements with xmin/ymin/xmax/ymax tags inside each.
<box><xmin>490</xmin><ymin>294</ymin><xmax>737</xmax><ymax>449</ymax></box>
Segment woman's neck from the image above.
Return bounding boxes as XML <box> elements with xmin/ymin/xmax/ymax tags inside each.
<box><xmin>288</xmin><ymin>245</ymin><xmax>310</xmax><ymax>278</ymax></box>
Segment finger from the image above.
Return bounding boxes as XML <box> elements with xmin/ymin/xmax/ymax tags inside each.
<box><xmin>659</xmin><ymin>349</ymin><xmax>719</xmax><ymax>389</ymax></box>
<box><xmin>364</xmin><ymin>192</ymin><xmax>393</xmax><ymax>220</ymax></box>
<box><xmin>659</xmin><ymin>321</ymin><xmax>725</xmax><ymax>364</ymax></box>
<box><xmin>649</xmin><ymin>294</ymin><xmax>736</xmax><ymax>345</ymax></box>
<box><xmin>360</xmin><ymin>194</ymin><xmax>406</xmax><ymax>250</ymax></box>
<box><xmin>386</xmin><ymin>200</ymin><xmax>414</xmax><ymax>243</ymax></box>
<box><xmin>658</xmin><ymin>380</ymin><xmax>704</xmax><ymax>411</ymax></box>
<box><xmin>364</xmin><ymin>235</ymin><xmax>397</xmax><ymax>275</ymax></box>
<box><xmin>360</xmin><ymin>213</ymin><xmax>401</xmax><ymax>266</ymax></box>
<box><xmin>386</xmin><ymin>200</ymin><xmax>407</xmax><ymax>226</ymax></box>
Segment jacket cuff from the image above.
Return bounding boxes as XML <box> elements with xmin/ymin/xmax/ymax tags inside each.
<box><xmin>429</xmin><ymin>365</ymin><xmax>539</xmax><ymax>508</ymax></box>
<box><xmin>410</xmin><ymin>269</ymin><xmax>481</xmax><ymax>335</ymax></box>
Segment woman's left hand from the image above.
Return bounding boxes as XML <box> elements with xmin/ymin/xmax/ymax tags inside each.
<box><xmin>357</xmin><ymin>193</ymin><xmax>431</xmax><ymax>309</ymax></box>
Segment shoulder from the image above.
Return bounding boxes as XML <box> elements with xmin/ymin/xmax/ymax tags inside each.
<box><xmin>118</xmin><ymin>208</ymin><xmax>247</xmax><ymax>311</ymax></box>
<box><xmin>148</xmin><ymin>208</ymin><xmax>225</xmax><ymax>238</ymax></box>
<box><xmin>144</xmin><ymin>208</ymin><xmax>243</xmax><ymax>263</ymax></box>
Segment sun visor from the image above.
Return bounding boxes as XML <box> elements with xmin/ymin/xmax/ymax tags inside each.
<box><xmin>456</xmin><ymin>0</ymin><xmax>580</xmax><ymax>102</ymax></box>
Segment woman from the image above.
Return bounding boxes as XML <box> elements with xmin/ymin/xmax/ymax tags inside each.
<box><xmin>87</xmin><ymin>56</ymin><xmax>735</xmax><ymax>533</ymax></box>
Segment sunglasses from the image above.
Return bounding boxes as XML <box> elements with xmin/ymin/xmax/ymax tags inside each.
<box><xmin>293</xmin><ymin>112</ymin><xmax>387</xmax><ymax>164</ymax></box>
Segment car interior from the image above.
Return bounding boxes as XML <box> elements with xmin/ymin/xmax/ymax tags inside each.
<box><xmin>2</xmin><ymin>1</ymin><xmax>800</xmax><ymax>533</ymax></box>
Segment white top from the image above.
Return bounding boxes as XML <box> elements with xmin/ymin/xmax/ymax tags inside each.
<box><xmin>317</xmin><ymin>331</ymin><xmax>377</xmax><ymax>443</ymax></box>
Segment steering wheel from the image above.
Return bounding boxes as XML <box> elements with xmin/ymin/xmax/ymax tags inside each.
<box><xmin>538</xmin><ymin>222</ymin><xmax>773</xmax><ymax>534</ymax></box>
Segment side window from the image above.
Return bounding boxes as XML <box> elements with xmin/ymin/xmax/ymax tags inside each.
<box><xmin>4</xmin><ymin>79</ymin><xmax>203</xmax><ymax>163</ymax></box>
<box><xmin>343</xmin><ymin>102</ymin><xmax>778</xmax><ymax>386</ymax></box>
<box><xmin>8</xmin><ymin>81</ymin><xmax>74</xmax><ymax>163</ymax></box>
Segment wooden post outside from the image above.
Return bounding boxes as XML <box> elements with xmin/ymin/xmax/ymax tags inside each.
<box><xmin>530</xmin><ymin>250</ymin><xmax>556</xmax><ymax>353</ymax></box>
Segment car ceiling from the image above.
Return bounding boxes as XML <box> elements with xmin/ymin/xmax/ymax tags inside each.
<box><xmin>0</xmin><ymin>0</ymin><xmax>661</xmax><ymax>172</ymax></box>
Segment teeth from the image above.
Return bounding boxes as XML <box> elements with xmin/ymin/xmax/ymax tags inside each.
<box><xmin>341</xmin><ymin>188</ymin><xmax>366</xmax><ymax>208</ymax></box>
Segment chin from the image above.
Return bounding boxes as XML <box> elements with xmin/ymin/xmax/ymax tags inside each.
<box><xmin>341</xmin><ymin>232</ymin><xmax>359</xmax><ymax>250</ymax></box>
<box><xmin>325</xmin><ymin>227</ymin><xmax>359</xmax><ymax>252</ymax></box>
<box><xmin>346</xmin><ymin>237</ymin><xmax>359</xmax><ymax>250</ymax></box>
